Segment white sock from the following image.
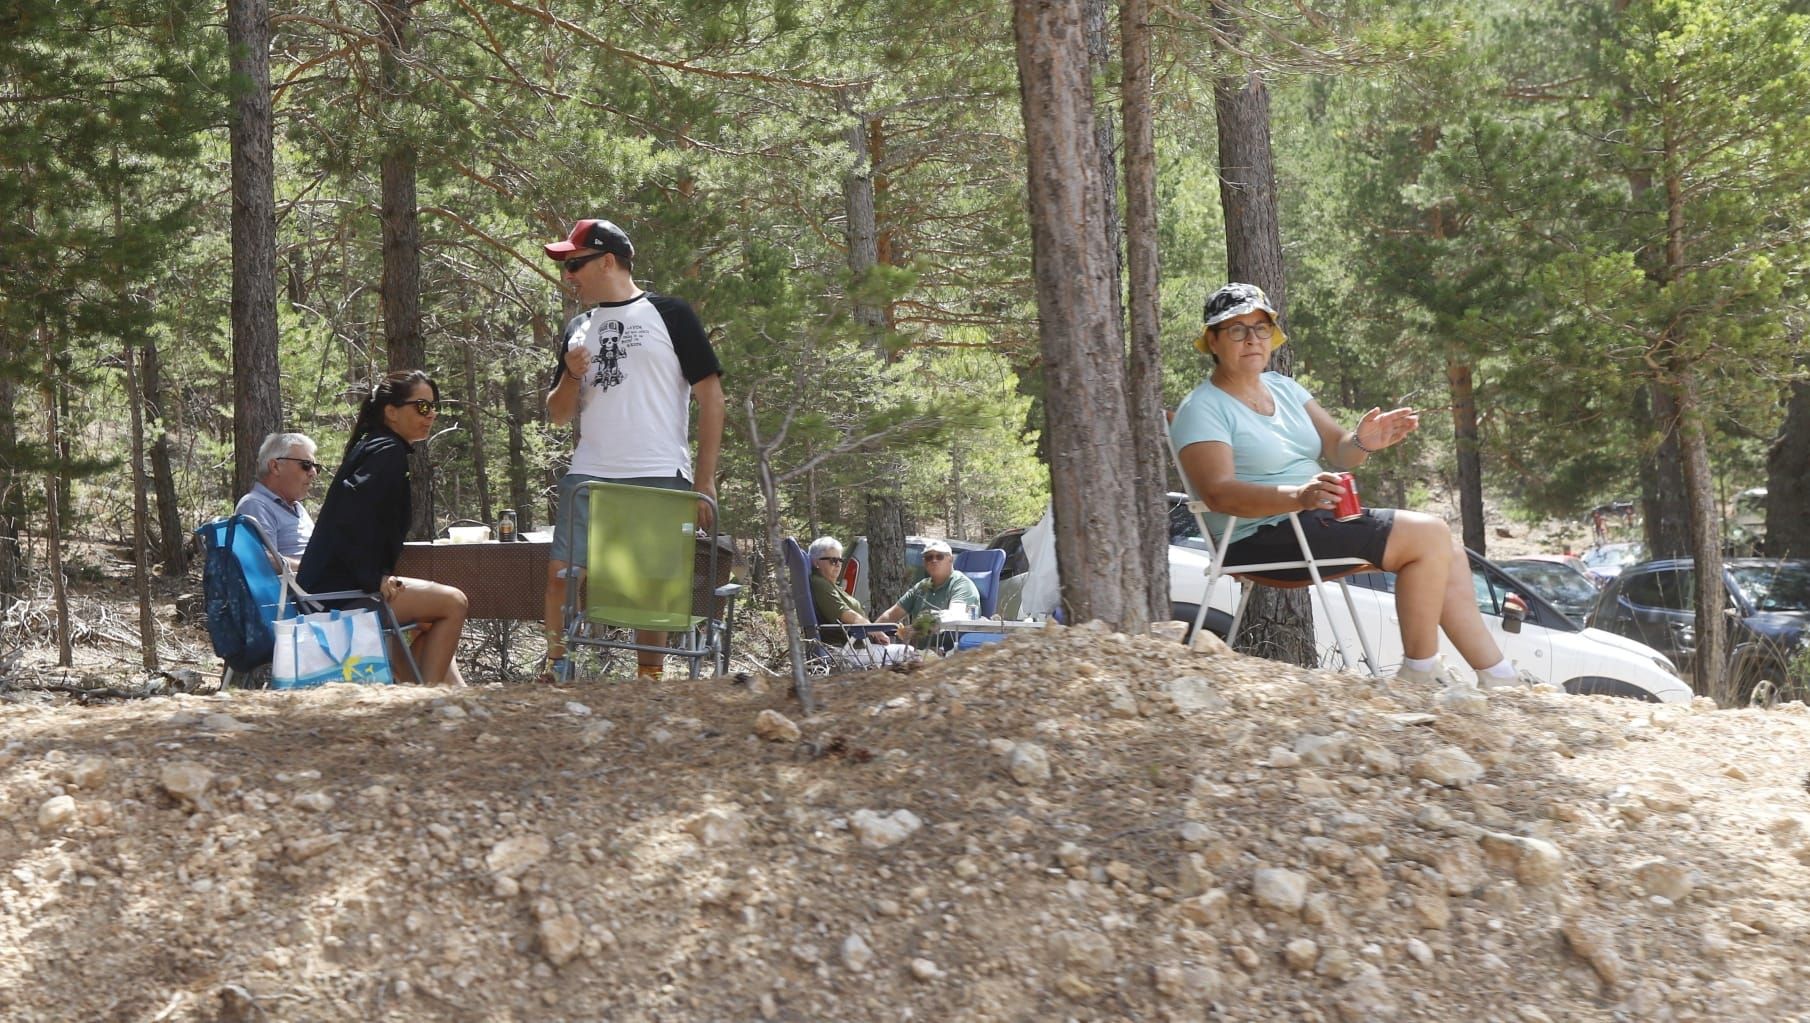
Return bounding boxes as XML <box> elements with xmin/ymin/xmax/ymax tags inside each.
<box><xmin>1480</xmin><ymin>658</ymin><xmax>1516</xmax><ymax>680</ymax></box>
<box><xmin>1402</xmin><ymin>655</ymin><xmax>1438</xmax><ymax>674</ymax></box>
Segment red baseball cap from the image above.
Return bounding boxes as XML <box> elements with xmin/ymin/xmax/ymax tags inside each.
<box><xmin>543</xmin><ymin>219</ymin><xmax>634</xmax><ymax>261</ymax></box>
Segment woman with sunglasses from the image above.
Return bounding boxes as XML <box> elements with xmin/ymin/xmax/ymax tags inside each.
<box><xmin>299</xmin><ymin>370</ymin><xmax>469</xmax><ymax>685</ymax></box>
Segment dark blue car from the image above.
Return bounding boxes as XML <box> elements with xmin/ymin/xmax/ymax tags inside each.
<box><xmin>1586</xmin><ymin>558</ymin><xmax>1810</xmax><ymax>698</ymax></box>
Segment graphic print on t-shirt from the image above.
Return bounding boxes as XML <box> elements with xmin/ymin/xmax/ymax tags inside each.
<box><xmin>589</xmin><ymin>318</ymin><xmax>628</xmax><ymax>391</ymax></box>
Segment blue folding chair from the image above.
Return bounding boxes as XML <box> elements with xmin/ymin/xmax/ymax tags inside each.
<box><xmin>783</xmin><ymin>538</ymin><xmax>905</xmax><ymax>673</ymax></box>
<box><xmin>952</xmin><ymin>548</ymin><xmax>1007</xmax><ymax>650</ymax></box>
<box><xmin>196</xmin><ymin>515</ymin><xmax>420</xmax><ymax>687</ymax></box>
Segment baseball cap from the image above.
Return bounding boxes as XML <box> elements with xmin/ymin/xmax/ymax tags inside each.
<box><xmin>1196</xmin><ymin>282</ymin><xmax>1287</xmax><ymax>353</ymax></box>
<box><xmin>922</xmin><ymin>540</ymin><xmax>952</xmax><ymax>557</ymax></box>
<box><xmin>544</xmin><ymin>219</ymin><xmax>634</xmax><ymax>261</ymax></box>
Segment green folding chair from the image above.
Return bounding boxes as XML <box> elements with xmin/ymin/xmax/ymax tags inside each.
<box><xmin>560</xmin><ymin>480</ymin><xmax>740</xmax><ymax>679</ymax></box>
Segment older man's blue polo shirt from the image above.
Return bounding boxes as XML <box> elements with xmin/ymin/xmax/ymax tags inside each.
<box><xmin>234</xmin><ymin>481</ymin><xmax>315</xmax><ymax>558</ymax></box>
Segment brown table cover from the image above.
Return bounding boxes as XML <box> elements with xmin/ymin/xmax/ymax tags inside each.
<box><xmin>394</xmin><ymin>535</ymin><xmax>734</xmax><ymax>621</ymax></box>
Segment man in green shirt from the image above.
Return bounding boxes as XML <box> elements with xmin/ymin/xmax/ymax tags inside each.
<box><xmin>878</xmin><ymin>539</ymin><xmax>981</xmax><ymax>646</ymax></box>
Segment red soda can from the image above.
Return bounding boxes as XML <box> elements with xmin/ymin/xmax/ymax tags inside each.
<box><xmin>1333</xmin><ymin>472</ymin><xmax>1363</xmax><ymax>521</ymax></box>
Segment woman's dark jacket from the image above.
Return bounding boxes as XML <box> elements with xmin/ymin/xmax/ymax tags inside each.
<box><xmin>297</xmin><ymin>427</ymin><xmax>413</xmax><ymax>597</ymax></box>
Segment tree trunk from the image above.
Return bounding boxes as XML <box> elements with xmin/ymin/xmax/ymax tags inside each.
<box><xmin>463</xmin><ymin>342</ymin><xmax>492</xmax><ymax>526</ymax></box>
<box><xmin>1015</xmin><ymin>0</ymin><xmax>1148</xmax><ymax>631</ymax></box>
<box><xmin>1763</xmin><ymin>358</ymin><xmax>1809</xmax><ymax>558</ymax></box>
<box><xmin>124</xmin><ymin>342</ymin><xmax>159</xmax><ymax>669</ymax></box>
<box><xmin>142</xmin><ymin>331</ymin><xmax>187</xmax><ymax>575</ymax></box>
<box><xmin>377</xmin><ymin>0</ymin><xmax>427</xmax><ymax>537</ymax></box>
<box><xmin>1212</xmin><ymin>4</ymin><xmax>1309</xmax><ymax>663</ymax></box>
<box><xmin>1670</xmin><ymin>367</ymin><xmax>1727</xmax><ymax>699</ymax></box>
<box><xmin>1638</xmin><ymin>382</ymin><xmax>1691</xmax><ymax>557</ymax></box>
<box><xmin>40</xmin><ymin>332</ymin><xmax>71</xmax><ymax>667</ymax></box>
<box><xmin>504</xmin><ymin>365</ymin><xmax>535</xmax><ymax>532</ymax></box>
<box><xmin>1121</xmin><ymin>0</ymin><xmax>1168</xmax><ymax>621</ymax></box>
<box><xmin>1447</xmin><ymin>356</ymin><xmax>1485</xmax><ymax>555</ymax></box>
<box><xmin>226</xmin><ymin>0</ymin><xmax>282</xmax><ymax>499</ymax></box>
<box><xmin>864</xmin><ymin>492</ymin><xmax>910</xmax><ymax>614</ymax></box>
<box><xmin>0</xmin><ymin>371</ymin><xmax>20</xmax><ymax>600</ymax></box>
<box><xmin>844</xmin><ymin>113</ymin><xmax>887</xmax><ymax>342</ymax></box>
<box><xmin>1084</xmin><ymin>0</ymin><xmax>1123</xmax><ymax>292</ymax></box>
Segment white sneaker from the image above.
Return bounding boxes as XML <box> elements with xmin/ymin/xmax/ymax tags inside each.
<box><xmin>1476</xmin><ymin>665</ymin><xmax>1540</xmax><ymax>690</ymax></box>
<box><xmin>1394</xmin><ymin>656</ymin><xmax>1465</xmax><ymax>687</ymax></box>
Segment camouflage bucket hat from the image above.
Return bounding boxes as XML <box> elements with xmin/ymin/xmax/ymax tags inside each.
<box><xmin>1196</xmin><ymin>282</ymin><xmax>1287</xmax><ymax>353</ymax></box>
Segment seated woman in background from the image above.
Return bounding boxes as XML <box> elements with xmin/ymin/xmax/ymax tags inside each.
<box><xmin>1172</xmin><ymin>282</ymin><xmax>1524</xmax><ymax>689</ymax></box>
<box><xmin>299</xmin><ymin>370</ymin><xmax>469</xmax><ymax>686</ymax></box>
<box><xmin>807</xmin><ymin>536</ymin><xmax>885</xmax><ymax>639</ymax></box>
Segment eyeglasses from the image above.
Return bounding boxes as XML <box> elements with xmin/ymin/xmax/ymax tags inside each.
<box><xmin>562</xmin><ymin>253</ymin><xmax>606</xmax><ymax>274</ymax></box>
<box><xmin>1214</xmin><ymin>322</ymin><xmax>1276</xmax><ymax>343</ymax></box>
<box><xmin>816</xmin><ymin>556</ymin><xmax>846</xmax><ymax>565</ymax></box>
<box><xmin>277</xmin><ymin>456</ymin><xmax>324</xmax><ymax>473</ymax></box>
<box><xmin>402</xmin><ymin>399</ymin><xmax>438</xmax><ymax>416</ymax></box>
<box><xmin>921</xmin><ymin>552</ymin><xmax>950</xmax><ymax>562</ymax></box>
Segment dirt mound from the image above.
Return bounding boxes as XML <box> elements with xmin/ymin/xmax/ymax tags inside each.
<box><xmin>5</xmin><ymin>623</ymin><xmax>1810</xmax><ymax>1022</ymax></box>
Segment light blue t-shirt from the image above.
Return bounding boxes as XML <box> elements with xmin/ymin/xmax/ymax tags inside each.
<box><xmin>1171</xmin><ymin>372</ymin><xmax>1325</xmax><ymax>544</ymax></box>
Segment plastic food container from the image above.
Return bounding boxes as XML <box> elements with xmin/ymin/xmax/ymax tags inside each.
<box><xmin>447</xmin><ymin>525</ymin><xmax>490</xmax><ymax>544</ymax></box>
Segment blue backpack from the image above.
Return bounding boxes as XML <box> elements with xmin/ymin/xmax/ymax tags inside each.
<box><xmin>197</xmin><ymin>516</ymin><xmax>293</xmax><ymax>674</ymax></box>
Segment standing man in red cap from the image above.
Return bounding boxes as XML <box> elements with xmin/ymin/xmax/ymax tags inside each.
<box><xmin>540</xmin><ymin>218</ymin><xmax>725</xmax><ymax>682</ymax></box>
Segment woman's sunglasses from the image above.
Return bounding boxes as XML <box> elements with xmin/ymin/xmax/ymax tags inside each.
<box><xmin>401</xmin><ymin>399</ymin><xmax>438</xmax><ymax>416</ymax></box>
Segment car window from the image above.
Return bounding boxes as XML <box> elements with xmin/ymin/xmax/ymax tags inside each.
<box><xmin>1169</xmin><ymin>500</ymin><xmax>1201</xmax><ymax>544</ymax></box>
<box><xmin>1620</xmin><ymin>569</ymin><xmax>1693</xmax><ymax>611</ymax></box>
<box><xmin>1503</xmin><ymin>563</ymin><xmax>1596</xmax><ymax>605</ymax></box>
<box><xmin>1728</xmin><ymin>562</ymin><xmax>1810</xmax><ymax>613</ymax></box>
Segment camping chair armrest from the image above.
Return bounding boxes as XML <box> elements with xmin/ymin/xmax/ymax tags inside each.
<box><xmin>820</xmin><ymin>622</ymin><xmax>898</xmax><ymax>644</ymax></box>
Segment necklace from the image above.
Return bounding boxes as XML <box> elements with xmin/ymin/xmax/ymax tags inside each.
<box><xmin>1231</xmin><ymin>387</ymin><xmax>1274</xmax><ymax>415</ymax></box>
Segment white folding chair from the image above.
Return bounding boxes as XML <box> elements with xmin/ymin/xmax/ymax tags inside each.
<box><xmin>1167</xmin><ymin>424</ymin><xmax>1381</xmax><ymax>677</ymax></box>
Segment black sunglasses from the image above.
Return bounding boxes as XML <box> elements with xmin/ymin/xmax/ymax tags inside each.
<box><xmin>817</xmin><ymin>556</ymin><xmax>846</xmax><ymax>565</ymax></box>
<box><xmin>399</xmin><ymin>399</ymin><xmax>439</xmax><ymax>416</ymax></box>
<box><xmin>562</xmin><ymin>252</ymin><xmax>607</xmax><ymax>274</ymax></box>
<box><xmin>276</xmin><ymin>456</ymin><xmax>324</xmax><ymax>473</ymax></box>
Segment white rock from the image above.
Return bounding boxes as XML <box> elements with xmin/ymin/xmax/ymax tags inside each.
<box><xmin>486</xmin><ymin>834</ymin><xmax>551</xmax><ymax>878</ymax></box>
<box><xmin>1267</xmin><ymin>746</ymin><xmax>1303</xmax><ymax>769</ymax></box>
<box><xmin>909</xmin><ymin>957</ymin><xmax>942</xmax><ymax>981</ymax></box>
<box><xmin>579</xmin><ymin>721</ymin><xmax>617</xmax><ymax>745</ymax></box>
<box><xmin>1634</xmin><ymin>859</ymin><xmax>1694</xmax><ymax>902</ymax></box>
<box><xmin>64</xmin><ymin>757</ymin><xmax>109</xmax><ymax>789</ymax></box>
<box><xmin>1050</xmin><ymin>929</ymin><xmax>1116</xmax><ymax>972</ymax></box>
<box><xmin>1008</xmin><ymin>742</ymin><xmax>1051</xmax><ymax>785</ymax></box>
<box><xmin>37</xmin><ymin>795</ymin><xmax>77</xmax><ymax>831</ymax></box>
<box><xmin>1252</xmin><ymin>867</ymin><xmax>1309</xmax><ymax>914</ymax></box>
<box><xmin>1189</xmin><ymin>630</ymin><xmax>1232</xmax><ymax>656</ymax></box>
<box><xmin>1179</xmin><ymin>888</ymin><xmax>1229</xmax><ymax>925</ymax></box>
<box><xmin>201</xmin><ymin>712</ymin><xmax>256</xmax><ymax>732</ymax></box>
<box><xmin>842</xmin><ymin>933</ymin><xmax>873</xmax><ymax>972</ymax></box>
<box><xmin>684</xmin><ymin>809</ymin><xmax>749</xmax><ymax>847</ymax></box>
<box><xmin>1405</xmin><ymin>938</ymin><xmax>1434</xmax><ymax>965</ymax></box>
<box><xmin>539</xmin><ymin>912</ymin><xmax>583</xmax><ymax>966</ymax></box>
<box><xmin>1408</xmin><ymin>747</ymin><xmax>1484</xmax><ymax>787</ymax></box>
<box><xmin>1164</xmin><ymin>675</ymin><xmax>1229</xmax><ymax>712</ymax></box>
<box><xmin>563</xmin><ymin>701</ymin><xmax>592</xmax><ymax>716</ymax></box>
<box><xmin>293</xmin><ymin>791</ymin><xmax>336</xmax><ymax>813</ymax></box>
<box><xmin>1434</xmin><ymin>685</ymin><xmax>1488</xmax><ymax>715</ymax></box>
<box><xmin>754</xmin><ymin>709</ymin><xmax>800</xmax><ymax>743</ymax></box>
<box><xmin>1105</xmin><ymin>684</ymin><xmax>1140</xmax><ymax>719</ymax></box>
<box><xmin>159</xmin><ymin>761</ymin><xmax>214</xmax><ymax>807</ymax></box>
<box><xmin>1178</xmin><ymin>821</ymin><xmax>1213</xmax><ymax>849</ymax></box>
<box><xmin>1293</xmin><ymin>733</ymin><xmax>1346</xmax><ymax>766</ymax></box>
<box><xmin>1283</xmin><ymin>938</ymin><xmax>1319</xmax><ymax>972</ymax></box>
<box><xmin>849</xmin><ymin>809</ymin><xmax>922</xmax><ymax>850</ymax></box>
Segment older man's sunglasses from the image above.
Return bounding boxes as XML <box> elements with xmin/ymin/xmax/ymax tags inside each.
<box><xmin>276</xmin><ymin>456</ymin><xmax>325</xmax><ymax>473</ymax></box>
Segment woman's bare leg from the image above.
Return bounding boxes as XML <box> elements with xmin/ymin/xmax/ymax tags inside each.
<box><xmin>1435</xmin><ymin>536</ymin><xmax>1505</xmax><ymax>669</ymax></box>
<box><xmin>1379</xmin><ymin>512</ymin><xmax>1453</xmax><ymax>661</ymax></box>
<box><xmin>387</xmin><ymin>578</ymin><xmax>468</xmax><ymax>685</ymax></box>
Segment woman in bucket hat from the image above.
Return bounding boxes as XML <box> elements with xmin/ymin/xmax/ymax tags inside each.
<box><xmin>1171</xmin><ymin>283</ymin><xmax>1524</xmax><ymax>690</ymax></box>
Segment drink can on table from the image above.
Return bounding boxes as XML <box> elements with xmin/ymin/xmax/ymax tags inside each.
<box><xmin>1333</xmin><ymin>472</ymin><xmax>1363</xmax><ymax>521</ymax></box>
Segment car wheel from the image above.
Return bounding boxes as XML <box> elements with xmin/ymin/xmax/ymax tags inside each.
<box><xmin>1731</xmin><ymin>658</ymin><xmax>1788</xmax><ymax>708</ymax></box>
<box><xmin>1562</xmin><ymin>676</ymin><xmax>1662</xmax><ymax>703</ymax></box>
<box><xmin>1169</xmin><ymin>603</ymin><xmax>1231</xmax><ymax>642</ymax></box>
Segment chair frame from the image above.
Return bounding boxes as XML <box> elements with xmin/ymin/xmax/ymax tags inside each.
<box><xmin>198</xmin><ymin>515</ymin><xmax>422</xmax><ymax>687</ymax></box>
<box><xmin>1166</xmin><ymin>429</ymin><xmax>1381</xmax><ymax>677</ymax></box>
<box><xmin>559</xmin><ymin>481</ymin><xmax>741</xmax><ymax>679</ymax></box>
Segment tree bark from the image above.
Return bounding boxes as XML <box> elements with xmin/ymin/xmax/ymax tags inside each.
<box><xmin>1447</xmin><ymin>356</ymin><xmax>1485</xmax><ymax>555</ymax></box>
<box><xmin>141</xmin><ymin>331</ymin><xmax>187</xmax><ymax>575</ymax></box>
<box><xmin>124</xmin><ymin>341</ymin><xmax>159</xmax><ymax>669</ymax></box>
<box><xmin>1015</xmin><ymin>0</ymin><xmax>1149</xmax><ymax>631</ymax></box>
<box><xmin>1212</xmin><ymin>4</ymin><xmax>1310</xmax><ymax>663</ymax></box>
<box><xmin>844</xmin><ymin>113</ymin><xmax>886</xmax><ymax>342</ymax></box>
<box><xmin>1671</xmin><ymin>367</ymin><xmax>1727</xmax><ymax>699</ymax></box>
<box><xmin>226</xmin><ymin>0</ymin><xmax>282</xmax><ymax>499</ymax></box>
<box><xmin>1638</xmin><ymin>382</ymin><xmax>1691</xmax><ymax>557</ymax></box>
<box><xmin>504</xmin><ymin>365</ymin><xmax>535</xmax><ymax>532</ymax></box>
<box><xmin>40</xmin><ymin>331</ymin><xmax>70</xmax><ymax>667</ymax></box>
<box><xmin>377</xmin><ymin>0</ymin><xmax>428</xmax><ymax>537</ymax></box>
<box><xmin>1763</xmin><ymin>357</ymin><xmax>1809</xmax><ymax>558</ymax></box>
<box><xmin>1121</xmin><ymin>0</ymin><xmax>1168</xmax><ymax>620</ymax></box>
<box><xmin>863</xmin><ymin>492</ymin><xmax>910</xmax><ymax>614</ymax></box>
<box><xmin>0</xmin><ymin>371</ymin><xmax>20</xmax><ymax>600</ymax></box>
<box><xmin>463</xmin><ymin>342</ymin><xmax>492</xmax><ymax>526</ymax></box>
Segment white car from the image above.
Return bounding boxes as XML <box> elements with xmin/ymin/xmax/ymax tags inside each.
<box><xmin>1166</xmin><ymin>518</ymin><xmax>1690</xmax><ymax>704</ymax></box>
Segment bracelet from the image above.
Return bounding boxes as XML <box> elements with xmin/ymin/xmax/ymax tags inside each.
<box><xmin>1350</xmin><ymin>431</ymin><xmax>1376</xmax><ymax>454</ymax></box>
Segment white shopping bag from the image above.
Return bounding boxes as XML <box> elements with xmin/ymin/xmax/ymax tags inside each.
<box><xmin>272</xmin><ymin>608</ymin><xmax>394</xmax><ymax>689</ymax></box>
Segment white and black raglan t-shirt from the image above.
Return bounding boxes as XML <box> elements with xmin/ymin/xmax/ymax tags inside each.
<box><xmin>553</xmin><ymin>290</ymin><xmax>722</xmax><ymax>480</ymax></box>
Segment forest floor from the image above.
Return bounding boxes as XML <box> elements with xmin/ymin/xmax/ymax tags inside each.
<box><xmin>7</xmin><ymin>509</ymin><xmax>1800</xmax><ymax>1023</ymax></box>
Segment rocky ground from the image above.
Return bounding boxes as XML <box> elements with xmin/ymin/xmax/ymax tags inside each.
<box><xmin>6</xmin><ymin>617</ymin><xmax>1810</xmax><ymax>1022</ymax></box>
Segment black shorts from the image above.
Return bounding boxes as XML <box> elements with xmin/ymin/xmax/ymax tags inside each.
<box><xmin>1221</xmin><ymin>508</ymin><xmax>1395</xmax><ymax>583</ymax></box>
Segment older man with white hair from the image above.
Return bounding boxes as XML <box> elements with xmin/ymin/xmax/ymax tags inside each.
<box><xmin>877</xmin><ymin>539</ymin><xmax>981</xmax><ymax>646</ymax></box>
<box><xmin>235</xmin><ymin>432</ymin><xmax>320</xmax><ymax>566</ymax></box>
